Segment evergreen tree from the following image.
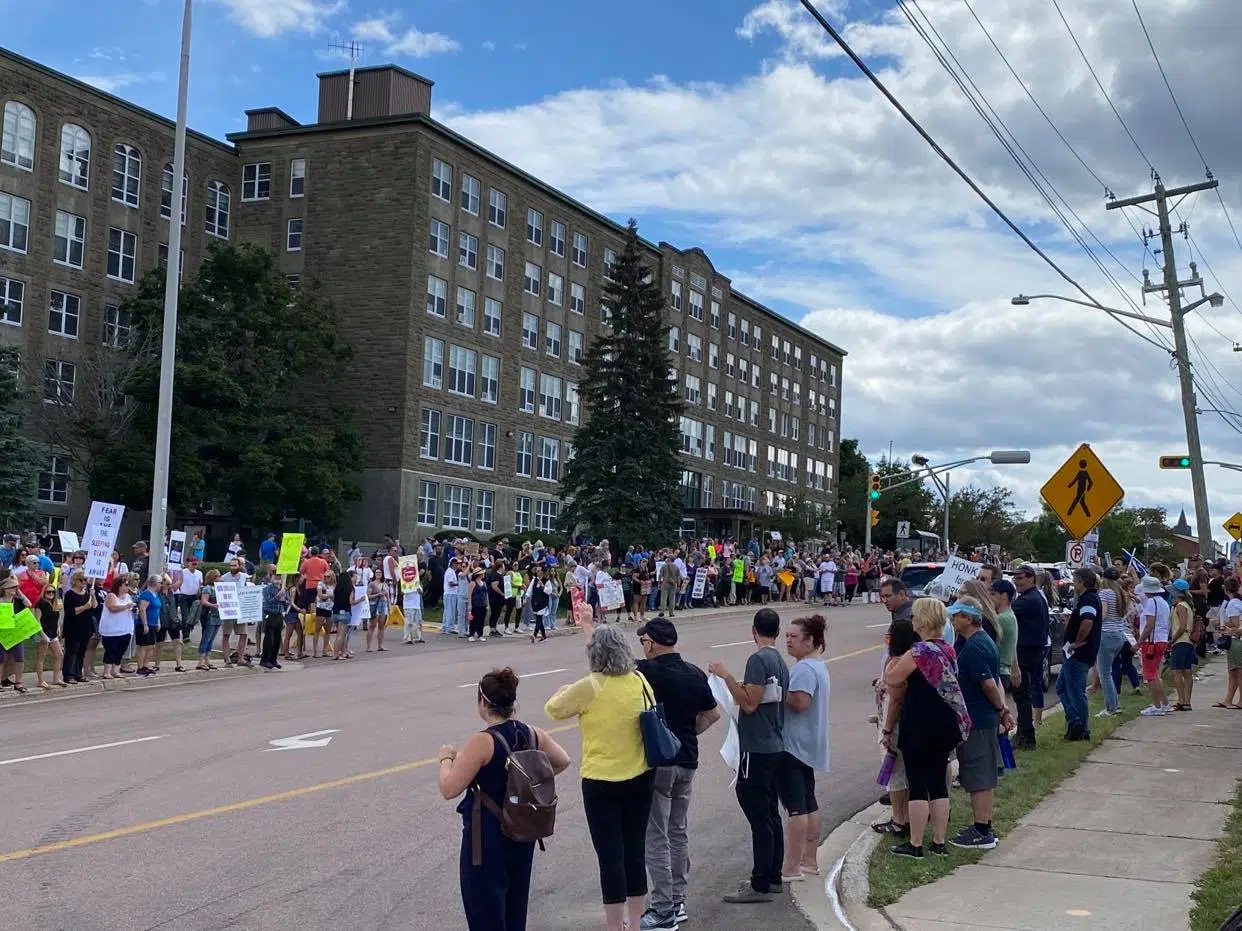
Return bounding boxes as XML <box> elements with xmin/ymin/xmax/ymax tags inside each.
<box><xmin>559</xmin><ymin>220</ymin><xmax>684</xmax><ymax>549</ymax></box>
<box><xmin>0</xmin><ymin>346</ymin><xmax>43</xmax><ymax>530</ymax></box>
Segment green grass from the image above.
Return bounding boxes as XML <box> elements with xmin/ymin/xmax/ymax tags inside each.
<box><xmin>1190</xmin><ymin>780</ymin><xmax>1242</xmax><ymax>931</ymax></box>
<box><xmin>867</xmin><ymin>674</ymin><xmax>1155</xmax><ymax>908</ymax></box>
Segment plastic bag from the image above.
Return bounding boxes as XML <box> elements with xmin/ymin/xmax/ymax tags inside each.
<box><xmin>708</xmin><ymin>673</ymin><xmax>741</xmax><ymax>785</ymax></box>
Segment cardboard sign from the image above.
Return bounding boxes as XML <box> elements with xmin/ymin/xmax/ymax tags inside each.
<box><xmin>597</xmin><ymin>578</ymin><xmax>625</xmax><ymax>609</ymax></box>
<box><xmin>215</xmin><ymin>579</ymin><xmax>240</xmax><ymax>621</ymax></box>
<box><xmin>399</xmin><ymin>554</ymin><xmax>421</xmax><ymax>593</ymax></box>
<box><xmin>692</xmin><ymin>567</ymin><xmax>708</xmax><ymax>599</ymax></box>
<box><xmin>57</xmin><ymin>530</ymin><xmax>80</xmax><ymax>554</ymax></box>
<box><xmin>82</xmin><ymin>501</ymin><xmax>125</xmax><ymax>579</ymax></box>
<box><xmin>939</xmin><ymin>554</ymin><xmax>983</xmax><ymax>593</ymax></box>
<box><xmin>167</xmin><ymin>530</ymin><xmax>186</xmax><ymax>568</ymax></box>
<box><xmin>276</xmin><ymin>532</ymin><xmax>304</xmax><ymax>576</ymax></box>
<box><xmin>236</xmin><ymin>586</ymin><xmax>264</xmax><ymax>624</ymax></box>
<box><xmin>463</xmin><ymin>542</ymin><xmax>480</xmax><ymax>557</ymax></box>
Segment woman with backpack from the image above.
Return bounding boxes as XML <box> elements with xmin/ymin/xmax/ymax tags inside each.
<box><xmin>438</xmin><ymin>667</ymin><xmax>572</xmax><ymax>931</ymax></box>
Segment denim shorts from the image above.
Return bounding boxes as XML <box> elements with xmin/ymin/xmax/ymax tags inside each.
<box><xmin>1169</xmin><ymin>641</ymin><xmax>1197</xmax><ymax>670</ymax></box>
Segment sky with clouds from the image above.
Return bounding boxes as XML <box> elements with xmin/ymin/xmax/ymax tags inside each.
<box><xmin>7</xmin><ymin>0</ymin><xmax>1242</xmax><ymax>547</ymax></box>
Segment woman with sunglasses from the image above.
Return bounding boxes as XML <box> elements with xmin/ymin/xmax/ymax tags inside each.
<box><xmin>33</xmin><ymin>581</ymin><xmax>67</xmax><ymax>689</ymax></box>
<box><xmin>61</xmin><ymin>570</ymin><xmax>96</xmax><ymax>684</ymax></box>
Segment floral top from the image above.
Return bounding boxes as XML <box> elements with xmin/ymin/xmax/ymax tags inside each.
<box><xmin>910</xmin><ymin>639</ymin><xmax>971</xmax><ymax>744</ymax></box>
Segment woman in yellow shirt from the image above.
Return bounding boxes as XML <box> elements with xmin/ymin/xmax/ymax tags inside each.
<box><xmin>546</xmin><ymin>625</ymin><xmax>653</xmax><ymax>931</ymax></box>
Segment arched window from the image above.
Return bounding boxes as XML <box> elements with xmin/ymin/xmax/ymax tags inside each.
<box><xmin>58</xmin><ymin>123</ymin><xmax>91</xmax><ymax>188</ymax></box>
<box><xmin>112</xmin><ymin>143</ymin><xmax>141</xmax><ymax>207</ymax></box>
<box><xmin>205</xmin><ymin>181</ymin><xmax>230</xmax><ymax>239</ymax></box>
<box><xmin>161</xmin><ymin>163</ymin><xmax>188</xmax><ymax>224</ymax></box>
<box><xmin>1</xmin><ymin>102</ymin><xmax>36</xmax><ymax>170</ymax></box>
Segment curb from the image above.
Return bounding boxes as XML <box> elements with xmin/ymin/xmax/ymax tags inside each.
<box><xmin>0</xmin><ymin>664</ymin><xmax>262</xmax><ymax>709</ymax></box>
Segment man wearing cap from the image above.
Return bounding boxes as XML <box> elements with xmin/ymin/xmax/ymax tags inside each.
<box><xmin>989</xmin><ymin>578</ymin><xmax>1020</xmax><ymax>700</ymax></box>
<box><xmin>131</xmin><ymin>540</ymin><xmax>150</xmax><ymax>583</ymax></box>
<box><xmin>1058</xmin><ymin>568</ymin><xmax>1102</xmax><ymax>740</ymax></box>
<box><xmin>948</xmin><ymin>599</ymin><xmax>1013</xmax><ymax>850</ymax></box>
<box><xmin>636</xmin><ymin>619</ymin><xmax>720</xmax><ymax>929</ymax></box>
<box><xmin>1138</xmin><ymin>575</ymin><xmax>1172</xmax><ymax>715</ymax></box>
<box><xmin>1010</xmin><ymin>564</ymin><xmax>1050</xmax><ymax>749</ymax></box>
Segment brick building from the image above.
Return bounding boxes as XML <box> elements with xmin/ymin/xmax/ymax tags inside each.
<box><xmin>1</xmin><ymin>48</ymin><xmax>846</xmax><ymax>545</ymax></box>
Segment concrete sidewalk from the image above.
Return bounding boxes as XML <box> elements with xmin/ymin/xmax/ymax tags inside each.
<box><xmin>884</xmin><ymin>709</ymin><xmax>1242</xmax><ymax>931</ymax></box>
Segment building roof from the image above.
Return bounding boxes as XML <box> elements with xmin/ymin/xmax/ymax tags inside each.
<box><xmin>0</xmin><ymin>46</ymin><xmax>236</xmax><ymax>156</ymax></box>
<box><xmin>316</xmin><ymin>63</ymin><xmax>435</xmax><ymax>86</ymax></box>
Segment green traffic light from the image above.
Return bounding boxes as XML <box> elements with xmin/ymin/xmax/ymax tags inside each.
<box><xmin>1179</xmin><ymin>457</ymin><xmax>1191</xmax><ymax>467</ymax></box>
<box><xmin>869</xmin><ymin>490</ymin><xmax>880</xmax><ymax>500</ymax></box>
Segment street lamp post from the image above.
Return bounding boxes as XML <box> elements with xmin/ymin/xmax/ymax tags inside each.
<box><xmin>1013</xmin><ymin>291</ymin><xmax>1223</xmax><ymax>557</ymax></box>
<box><xmin>147</xmin><ymin>0</ymin><xmax>192</xmax><ymax>576</ymax></box>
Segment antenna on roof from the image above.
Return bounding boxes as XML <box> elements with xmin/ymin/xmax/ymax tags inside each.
<box><xmin>327</xmin><ymin>39</ymin><xmax>363</xmax><ymax>120</ymax></box>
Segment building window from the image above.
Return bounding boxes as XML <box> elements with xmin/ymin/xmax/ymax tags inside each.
<box><xmin>460</xmin><ymin>173</ymin><xmax>480</xmax><ymax>214</ymax></box>
<box><xmin>205</xmin><ymin>181</ymin><xmax>230</xmax><ymax>238</ymax></box>
<box><xmin>455</xmin><ymin>286</ymin><xmax>476</xmax><ymax>328</ymax></box>
<box><xmin>426</xmin><ymin>275</ymin><xmax>448</xmax><ymax>318</ymax></box>
<box><xmin>59</xmin><ymin>124</ymin><xmax>91</xmax><ymax>189</ymax></box>
<box><xmin>545</xmin><ymin>321</ymin><xmax>562</xmax><ymax>358</ymax></box>
<box><xmin>1</xmin><ymin>101</ymin><xmax>36</xmax><ymax>170</ymax></box>
<box><xmin>522</xmin><ymin>313</ymin><xmax>539</xmax><ymax>351</ymax></box>
<box><xmin>458</xmin><ymin>231</ymin><xmax>478</xmax><ymax>270</ymax></box>
<box><xmin>478</xmin><ymin>421</ymin><xmax>497</xmax><ymax>469</ymax></box>
<box><xmin>519</xmin><ymin>367</ymin><xmax>536</xmax><ymax>413</ymax></box>
<box><xmin>572</xmin><ymin>231</ymin><xmax>588</xmax><ymax>267</ymax></box>
<box><xmin>537</xmin><ymin>437</ymin><xmax>560</xmax><ymax>482</ymax></box>
<box><xmin>568</xmin><ymin>329</ymin><xmax>584</xmax><ymax>365</ymax></box>
<box><xmin>794</xmin><ymin>346</ymin><xmax>802</xmax><ymax>370</ymax></box>
<box><xmin>161</xmin><ymin>164</ymin><xmax>187</xmax><ymax>223</ymax></box>
<box><xmin>524</xmin><ymin>262</ymin><xmax>542</xmax><ymax>296</ymax></box>
<box><xmin>727</xmin><ymin>313</ymin><xmax>737</xmax><ymax>340</ymax></box>
<box><xmin>483</xmin><ymin>297</ymin><xmax>501</xmax><ymax>337</ymax></box>
<box><xmin>770</xmin><ymin>334</ymin><xmax>780</xmax><ymax>361</ymax></box>
<box><xmin>420</xmin><ymin>407</ymin><xmax>441</xmax><ymax>458</ymax></box>
<box><xmin>37</xmin><ymin>455</ymin><xmax>70</xmax><ymax>504</ymax></box>
<box><xmin>448</xmin><ymin>345</ymin><xmax>477</xmax><ymax>396</ymax></box>
<box><xmin>549</xmin><ymin>220</ymin><xmax>566</xmax><ymax>257</ymax></box>
<box><xmin>668</xmin><ymin>326</ymin><xmax>680</xmax><ymax>353</ymax></box>
<box><xmin>445</xmin><ymin>415</ymin><xmax>474</xmax><ymax>465</ymax></box>
<box><xmin>106</xmin><ymin>228</ymin><xmax>137</xmax><ymax>283</ymax></box>
<box><xmin>707</xmin><ymin>382</ymin><xmax>717</xmax><ymax>412</ymax></box>
<box><xmin>515</xmin><ymin>495</ymin><xmax>532</xmax><ymax>533</ymax></box>
<box><xmin>770</xmin><ymin>372</ymin><xmax>778</xmax><ymax>395</ymax></box>
<box><xmin>688</xmin><ymin>290</ymin><xmax>704</xmax><ymax>321</ymax></box>
<box><xmin>242</xmin><ymin>162</ymin><xmax>271</xmax><ymax>201</ymax></box>
<box><xmin>752</xmin><ymin>364</ymin><xmax>761</xmax><ymax>390</ymax></box>
<box><xmin>443</xmin><ymin>486</ymin><xmax>472</xmax><ymax>529</ymax></box>
<box><xmin>480</xmin><ymin>355</ymin><xmax>499</xmax><ymax>403</ymax></box>
<box><xmin>48</xmin><ymin>291</ymin><xmax>80</xmax><ymax>338</ymax></box>
<box><xmin>475</xmin><ymin>490</ymin><xmax>494</xmax><ymax>532</ymax></box>
<box><xmin>43</xmin><ymin>359</ymin><xmax>75</xmax><ymax>404</ymax></box>
<box><xmin>670</xmin><ymin>280</ymin><xmax>683</xmax><ymax>311</ymax></box>
<box><xmin>570</xmin><ymin>282</ymin><xmax>586</xmax><ymax>315</ymax></box>
<box><xmin>740</xmin><ymin>319</ymin><xmax>750</xmax><ymax>346</ymax></box>
<box><xmin>738</xmin><ymin>358</ymin><xmax>749</xmax><ymax>384</ymax></box>
<box><xmin>431</xmin><ymin>158</ymin><xmax>452</xmax><ymax>201</ymax></box>
<box><xmin>286</xmin><ymin>218</ymin><xmax>303</xmax><ymax>251</ymax></box>
<box><xmin>603</xmin><ymin>247</ymin><xmax>617</xmax><ymax>280</ymax></box>
<box><xmin>547</xmin><ymin>272</ymin><xmax>563</xmax><ymax>306</ymax></box>
<box><xmin>111</xmin><ymin>143</ymin><xmax>141</xmax><ymax>207</ymax></box>
<box><xmin>486</xmin><ymin>244</ymin><xmax>505</xmax><ymax>281</ymax></box>
<box><xmin>539</xmin><ymin>373</ymin><xmax>562</xmax><ymax>420</ymax></box>
<box><xmin>488</xmin><ymin>188</ymin><xmax>507</xmax><ymax>227</ymax></box>
<box><xmin>0</xmin><ymin>193</ymin><xmax>30</xmax><ymax>253</ymax></box>
<box><xmin>567</xmin><ymin>381</ymin><xmax>580</xmax><ymax>425</ymax></box>
<box><xmin>289</xmin><ymin>157</ymin><xmax>305</xmax><ymax>197</ymax></box>
<box><xmin>516</xmin><ymin>431</ymin><xmax>533</xmax><ymax>476</ymax></box>
<box><xmin>49</xmin><ymin>210</ymin><xmax>85</xmax><ymax>268</ymax></box>
<box><xmin>685</xmin><ymin>374</ymin><xmax>701</xmax><ymax>405</ymax></box>
<box><xmin>679</xmin><ymin>417</ymin><xmax>704</xmax><ymax>457</ymax></box>
<box><xmin>534</xmin><ymin>499</ymin><xmax>559</xmax><ymax>534</ymax></box>
<box><xmin>429</xmin><ymin>218</ymin><xmax>449</xmax><ymax>257</ymax></box>
<box><xmin>753</xmin><ymin>324</ymin><xmax>762</xmax><ymax>347</ymax></box>
<box><xmin>417</xmin><ymin>481</ymin><xmax>439</xmax><ymax>525</ymax></box>
<box><xmin>725</xmin><ymin>353</ymin><xmax>735</xmax><ymax>379</ymax></box>
<box><xmin>710</xmin><ymin>300</ymin><xmax>721</xmax><ymax>329</ymax></box>
<box><xmin>527</xmin><ymin>208</ymin><xmax>543</xmax><ymax>246</ymax></box>
<box><xmin>103</xmin><ymin>303</ymin><xmax>130</xmax><ymax>348</ymax></box>
<box><xmin>708</xmin><ymin>342</ymin><xmax>719</xmax><ymax>370</ymax></box>
<box><xmin>687</xmin><ymin>333</ymin><xmax>702</xmax><ymax>362</ymax></box>
<box><xmin>0</xmin><ymin>277</ymin><xmax>23</xmax><ymax>326</ymax></box>
<box><xmin>422</xmin><ymin>337</ymin><xmax>444</xmax><ymax>388</ymax></box>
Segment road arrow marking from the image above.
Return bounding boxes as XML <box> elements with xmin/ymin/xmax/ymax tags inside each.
<box><xmin>264</xmin><ymin>729</ymin><xmax>340</xmax><ymax>751</ymax></box>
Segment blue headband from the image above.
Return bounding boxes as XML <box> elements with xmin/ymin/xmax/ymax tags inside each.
<box><xmin>946</xmin><ymin>601</ymin><xmax>983</xmax><ymax>618</ymax></box>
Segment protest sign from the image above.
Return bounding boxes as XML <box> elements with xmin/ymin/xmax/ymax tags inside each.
<box><xmin>463</xmin><ymin>542</ymin><xmax>480</xmax><ymax>557</ymax></box>
<box><xmin>692</xmin><ymin>567</ymin><xmax>708</xmax><ymax>599</ymax></box>
<box><xmin>57</xmin><ymin>531</ymin><xmax>80</xmax><ymax>554</ymax></box>
<box><xmin>0</xmin><ymin>606</ymin><xmax>43</xmax><ymax>649</ymax></box>
<box><xmin>215</xmin><ymin>579</ymin><xmax>240</xmax><ymax>621</ymax></box>
<box><xmin>938</xmin><ymin>554</ymin><xmax>983</xmax><ymax>593</ymax></box>
<box><xmin>82</xmin><ymin>501</ymin><xmax>125</xmax><ymax>578</ymax></box>
<box><xmin>399</xmin><ymin>554</ymin><xmax>421</xmax><ymax>593</ymax></box>
<box><xmin>167</xmin><ymin>530</ymin><xmax>186</xmax><ymax>568</ymax></box>
<box><xmin>276</xmin><ymin>533</ymin><xmax>304</xmax><ymax>576</ymax></box>
<box><xmin>597</xmin><ymin>578</ymin><xmax>625</xmax><ymax>609</ymax></box>
<box><xmin>236</xmin><ymin>586</ymin><xmax>264</xmax><ymax>624</ymax></box>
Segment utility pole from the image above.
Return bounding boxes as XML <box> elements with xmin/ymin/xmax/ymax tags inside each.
<box><xmin>1108</xmin><ymin>176</ymin><xmax>1218</xmax><ymax>557</ymax></box>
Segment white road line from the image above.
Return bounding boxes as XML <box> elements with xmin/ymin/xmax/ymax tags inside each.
<box><xmin>0</xmin><ymin>735</ymin><xmax>167</xmax><ymax>767</ymax></box>
<box><xmin>457</xmin><ymin>667</ymin><xmax>567</xmax><ymax>688</ymax></box>
<box><xmin>865</xmin><ymin>623</ymin><xmax>889</xmax><ymax>629</ymax></box>
<box><xmin>710</xmin><ymin>640</ymin><xmax>755</xmax><ymax>648</ymax></box>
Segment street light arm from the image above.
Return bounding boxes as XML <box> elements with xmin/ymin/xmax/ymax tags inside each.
<box><xmin>1012</xmin><ymin>294</ymin><xmax>1172</xmax><ymax>329</ymax></box>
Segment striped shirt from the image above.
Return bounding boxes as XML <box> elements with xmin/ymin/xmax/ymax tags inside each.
<box><xmin>1099</xmin><ymin>588</ymin><xmax>1127</xmax><ymax>634</ymax></box>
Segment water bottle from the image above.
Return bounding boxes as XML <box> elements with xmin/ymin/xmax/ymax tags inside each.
<box><xmin>876</xmin><ymin>751</ymin><xmax>897</xmax><ymax>787</ymax></box>
<box><xmin>998</xmin><ymin>732</ymin><xmax>1017</xmax><ymax>770</ymax></box>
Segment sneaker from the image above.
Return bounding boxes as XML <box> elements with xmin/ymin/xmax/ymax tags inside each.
<box><xmin>889</xmin><ymin>841</ymin><xmax>924</xmax><ymax>859</ymax></box>
<box><xmin>638</xmin><ymin>908</ymin><xmax>679</xmax><ymax>930</ymax></box>
<box><xmin>1140</xmin><ymin>705</ymin><xmax>1166</xmax><ymax>716</ymax></box>
<box><xmin>722</xmin><ymin>882</ymin><xmax>772</xmax><ymax>904</ymax></box>
<box><xmin>949</xmin><ymin>826</ymin><xmax>997</xmax><ymax>850</ymax></box>
<box><xmin>468</xmin><ymin>635</ymin><xmax>477</xmax><ymax>643</ymax></box>
<box><xmin>929</xmin><ymin>842</ymin><xmax>948</xmax><ymax>856</ymax></box>
<box><xmin>673</xmin><ymin>903</ymin><xmax>688</xmax><ymax>924</ymax></box>
<box><xmin>1095</xmin><ymin>708</ymin><xmax>1120</xmax><ymax>718</ymax></box>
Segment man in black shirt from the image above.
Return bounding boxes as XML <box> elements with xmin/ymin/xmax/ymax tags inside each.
<box><xmin>637</xmin><ymin>619</ymin><xmax>720</xmax><ymax>929</ymax></box>
<box><xmin>1010</xmin><ymin>564</ymin><xmax>1050</xmax><ymax>749</ymax></box>
<box><xmin>1057</xmin><ymin>568</ymin><xmax>1102</xmax><ymax>741</ymax></box>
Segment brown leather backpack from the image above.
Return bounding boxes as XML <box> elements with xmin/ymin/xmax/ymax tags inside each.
<box><xmin>471</xmin><ymin>724</ymin><xmax>557</xmax><ymax>865</ymax></box>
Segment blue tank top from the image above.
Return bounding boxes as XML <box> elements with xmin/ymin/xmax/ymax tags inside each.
<box><xmin>456</xmin><ymin>719</ymin><xmax>535</xmax><ymax>835</ymax></box>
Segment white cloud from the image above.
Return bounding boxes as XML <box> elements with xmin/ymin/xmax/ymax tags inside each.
<box><xmin>214</xmin><ymin>0</ymin><xmax>344</xmax><ymax>38</ymax></box>
<box><xmin>350</xmin><ymin>13</ymin><xmax>460</xmax><ymax>58</ymax></box>
<box><xmin>482</xmin><ymin>40</ymin><xmax>496</xmax><ymax>52</ymax></box>
<box><xmin>75</xmin><ymin>72</ymin><xmax>164</xmax><ymax>93</ymax></box>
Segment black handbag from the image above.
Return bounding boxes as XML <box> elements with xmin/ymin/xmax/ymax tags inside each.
<box><xmin>636</xmin><ymin>674</ymin><xmax>682</xmax><ymax>767</ymax></box>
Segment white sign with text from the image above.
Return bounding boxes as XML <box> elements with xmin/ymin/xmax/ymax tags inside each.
<box><xmin>236</xmin><ymin>586</ymin><xmax>264</xmax><ymax>624</ymax></box>
<box><xmin>215</xmin><ymin>579</ymin><xmax>240</xmax><ymax>621</ymax></box>
<box><xmin>939</xmin><ymin>554</ymin><xmax>983</xmax><ymax>593</ymax></box>
<box><xmin>82</xmin><ymin>502</ymin><xmax>125</xmax><ymax>579</ymax></box>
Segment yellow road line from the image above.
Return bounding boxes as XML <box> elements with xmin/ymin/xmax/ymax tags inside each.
<box><xmin>0</xmin><ymin>723</ymin><xmax>579</xmax><ymax>865</ymax></box>
<box><xmin>827</xmin><ymin>644</ymin><xmax>882</xmax><ymax>663</ymax></box>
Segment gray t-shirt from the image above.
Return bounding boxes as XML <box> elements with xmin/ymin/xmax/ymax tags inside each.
<box><xmin>737</xmin><ymin>646</ymin><xmax>789</xmax><ymax>755</ymax></box>
<box><xmin>785</xmin><ymin>658</ymin><xmax>830</xmax><ymax>772</ymax></box>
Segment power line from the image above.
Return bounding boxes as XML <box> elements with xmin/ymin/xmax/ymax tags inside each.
<box><xmin>1185</xmin><ymin>230</ymin><xmax>1242</xmax><ymax>327</ymax></box>
<box><xmin>792</xmin><ymin>0</ymin><xmax>1174</xmax><ymax>354</ymax></box>
<box><xmin>1050</xmin><ymin>0</ymin><xmax>1155</xmax><ymax>173</ymax></box>
<box><xmin>1130</xmin><ymin>0</ymin><xmax>1209</xmax><ymax>170</ymax></box>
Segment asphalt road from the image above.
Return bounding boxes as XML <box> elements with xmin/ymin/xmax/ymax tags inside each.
<box><xmin>0</xmin><ymin>601</ymin><xmax>899</xmax><ymax>930</ymax></box>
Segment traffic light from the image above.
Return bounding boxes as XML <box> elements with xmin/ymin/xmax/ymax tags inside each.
<box><xmin>1159</xmin><ymin>455</ymin><xmax>1193</xmax><ymax>469</ymax></box>
<box><xmin>870</xmin><ymin>508</ymin><xmax>880</xmax><ymax>527</ymax></box>
<box><xmin>869</xmin><ymin>473</ymin><xmax>882</xmax><ymax>501</ymax></box>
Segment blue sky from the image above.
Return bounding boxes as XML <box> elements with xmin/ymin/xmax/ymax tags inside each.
<box><xmin>7</xmin><ymin>0</ymin><xmax>1242</xmax><ymax>539</ymax></box>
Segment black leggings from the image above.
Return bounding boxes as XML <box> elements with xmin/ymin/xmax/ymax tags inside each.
<box><xmin>581</xmin><ymin>771</ymin><xmax>655</xmax><ymax>905</ymax></box>
<box><xmin>503</xmin><ymin>597</ymin><xmax>517</xmax><ymax>627</ymax></box>
<box><xmin>62</xmin><ymin>627</ymin><xmax>92</xmax><ymax>679</ymax></box>
<box><xmin>102</xmin><ymin>634</ymin><xmax>131</xmax><ymax>665</ymax></box>
<box><xmin>903</xmin><ymin>745</ymin><xmax>952</xmax><ymax>802</ymax></box>
<box><xmin>470</xmin><ymin>601</ymin><xmax>488</xmax><ymax>638</ymax></box>
<box><xmin>488</xmin><ymin>597</ymin><xmax>505</xmax><ymax>631</ymax></box>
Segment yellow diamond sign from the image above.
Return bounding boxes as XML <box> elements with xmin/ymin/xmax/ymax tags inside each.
<box><xmin>1040</xmin><ymin>444</ymin><xmax>1125</xmax><ymax>541</ymax></box>
<box><xmin>1224</xmin><ymin>512</ymin><xmax>1242</xmax><ymax>542</ymax></box>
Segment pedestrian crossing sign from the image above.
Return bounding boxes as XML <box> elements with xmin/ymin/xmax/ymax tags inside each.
<box><xmin>1040</xmin><ymin>444</ymin><xmax>1124</xmax><ymax>541</ymax></box>
<box><xmin>1224</xmin><ymin>512</ymin><xmax>1242</xmax><ymax>542</ymax></box>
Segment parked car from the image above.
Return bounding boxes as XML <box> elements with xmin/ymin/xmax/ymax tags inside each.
<box><xmin>899</xmin><ymin>562</ymin><xmax>947</xmax><ymax>598</ymax></box>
